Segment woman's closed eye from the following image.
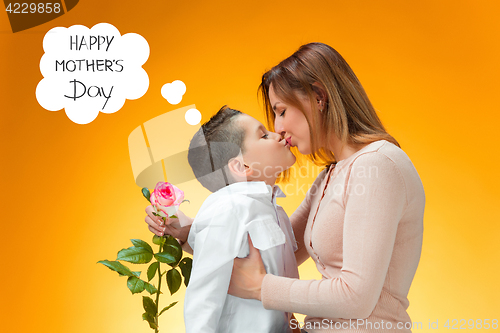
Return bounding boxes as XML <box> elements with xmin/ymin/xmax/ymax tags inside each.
<box><xmin>261</xmin><ymin>133</ymin><xmax>269</xmax><ymax>139</ymax></box>
<box><xmin>279</xmin><ymin>109</ymin><xmax>286</xmax><ymax>117</ymax></box>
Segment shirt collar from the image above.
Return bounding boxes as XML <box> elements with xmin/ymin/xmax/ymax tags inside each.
<box><xmin>272</xmin><ymin>185</ymin><xmax>286</xmax><ymax>199</ymax></box>
<box><xmin>217</xmin><ymin>181</ymin><xmax>286</xmax><ymax>200</ymax></box>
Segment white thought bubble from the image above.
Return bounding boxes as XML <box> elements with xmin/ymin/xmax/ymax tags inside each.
<box><xmin>36</xmin><ymin>23</ymin><xmax>150</xmax><ymax>124</ymax></box>
<box><xmin>185</xmin><ymin>108</ymin><xmax>201</xmax><ymax>125</ymax></box>
<box><xmin>161</xmin><ymin>80</ymin><xmax>186</xmax><ymax>105</ymax></box>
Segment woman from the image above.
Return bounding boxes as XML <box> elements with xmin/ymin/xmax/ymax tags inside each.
<box><xmin>145</xmin><ymin>43</ymin><xmax>425</xmax><ymax>332</ymax></box>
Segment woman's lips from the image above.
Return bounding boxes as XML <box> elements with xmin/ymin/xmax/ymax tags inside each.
<box><xmin>280</xmin><ymin>136</ymin><xmax>293</xmax><ymax>148</ymax></box>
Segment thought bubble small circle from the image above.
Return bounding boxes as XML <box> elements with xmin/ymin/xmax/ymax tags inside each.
<box><xmin>185</xmin><ymin>108</ymin><xmax>201</xmax><ymax>125</ymax></box>
<box><xmin>161</xmin><ymin>80</ymin><xmax>186</xmax><ymax>105</ymax></box>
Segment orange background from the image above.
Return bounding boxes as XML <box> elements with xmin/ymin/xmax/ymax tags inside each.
<box><xmin>1</xmin><ymin>0</ymin><xmax>499</xmax><ymax>332</ymax></box>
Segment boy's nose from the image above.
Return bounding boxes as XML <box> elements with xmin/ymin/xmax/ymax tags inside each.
<box><xmin>274</xmin><ymin>131</ymin><xmax>285</xmax><ymax>141</ymax></box>
<box><xmin>271</xmin><ymin>131</ymin><xmax>282</xmax><ymax>141</ymax></box>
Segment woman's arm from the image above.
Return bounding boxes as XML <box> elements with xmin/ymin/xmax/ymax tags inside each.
<box><xmin>261</xmin><ymin>153</ymin><xmax>408</xmax><ymax>318</ymax></box>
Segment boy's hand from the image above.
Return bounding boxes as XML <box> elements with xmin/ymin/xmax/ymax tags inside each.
<box><xmin>144</xmin><ymin>205</ymin><xmax>193</xmax><ymax>244</ymax></box>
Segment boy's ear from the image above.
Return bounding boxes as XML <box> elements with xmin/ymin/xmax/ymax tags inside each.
<box><xmin>228</xmin><ymin>156</ymin><xmax>253</xmax><ymax>179</ymax></box>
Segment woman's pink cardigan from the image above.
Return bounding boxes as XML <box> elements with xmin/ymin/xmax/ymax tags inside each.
<box><xmin>261</xmin><ymin>140</ymin><xmax>425</xmax><ymax>332</ymax></box>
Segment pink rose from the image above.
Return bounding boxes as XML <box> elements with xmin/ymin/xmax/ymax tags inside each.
<box><xmin>150</xmin><ymin>182</ymin><xmax>184</xmax><ymax>217</ymax></box>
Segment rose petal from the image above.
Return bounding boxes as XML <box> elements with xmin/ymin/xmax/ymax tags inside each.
<box><xmin>156</xmin><ymin>204</ymin><xmax>179</xmax><ymax>217</ymax></box>
<box><xmin>151</xmin><ymin>182</ymin><xmax>184</xmax><ymax>209</ymax></box>
<box><xmin>158</xmin><ymin>197</ymin><xmax>175</xmax><ymax>206</ymax></box>
<box><xmin>164</xmin><ymin>205</ymin><xmax>179</xmax><ymax>217</ymax></box>
<box><xmin>172</xmin><ymin>185</ymin><xmax>185</xmax><ymax>205</ymax></box>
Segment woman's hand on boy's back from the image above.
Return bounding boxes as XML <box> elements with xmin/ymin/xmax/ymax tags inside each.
<box><xmin>228</xmin><ymin>235</ymin><xmax>266</xmax><ymax>301</ymax></box>
<box><xmin>144</xmin><ymin>205</ymin><xmax>193</xmax><ymax>243</ymax></box>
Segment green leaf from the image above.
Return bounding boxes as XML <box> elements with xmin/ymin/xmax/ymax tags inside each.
<box><xmin>164</xmin><ymin>235</ymin><xmax>181</xmax><ymax>249</ymax></box>
<box><xmin>147</xmin><ymin>262</ymin><xmax>159</xmax><ymax>281</ymax></box>
<box><xmin>158</xmin><ymin>301</ymin><xmax>178</xmax><ymax>316</ymax></box>
<box><xmin>142</xmin><ymin>296</ymin><xmax>157</xmax><ymax>315</ymax></box>
<box><xmin>154</xmin><ymin>246</ymin><xmax>178</xmax><ymax>264</ymax></box>
<box><xmin>98</xmin><ymin>260</ymin><xmax>139</xmax><ymax>277</ymax></box>
<box><xmin>130</xmin><ymin>239</ymin><xmax>154</xmax><ymax>253</ymax></box>
<box><xmin>142</xmin><ymin>187</ymin><xmax>151</xmax><ymax>203</ymax></box>
<box><xmin>169</xmin><ymin>215</ymin><xmax>178</xmax><ymax>219</ymax></box>
<box><xmin>154</xmin><ymin>252</ymin><xmax>175</xmax><ymax>264</ymax></box>
<box><xmin>144</xmin><ymin>282</ymin><xmax>158</xmax><ymax>295</ymax></box>
<box><xmin>127</xmin><ymin>276</ymin><xmax>146</xmax><ymax>294</ymax></box>
<box><xmin>166</xmin><ymin>268</ymin><xmax>182</xmax><ymax>295</ymax></box>
<box><xmin>164</xmin><ymin>236</ymin><xmax>182</xmax><ymax>267</ymax></box>
<box><xmin>152</xmin><ymin>235</ymin><xmax>166</xmax><ymax>246</ymax></box>
<box><xmin>179</xmin><ymin>257</ymin><xmax>193</xmax><ymax>287</ymax></box>
<box><xmin>117</xmin><ymin>246</ymin><xmax>153</xmax><ymax>264</ymax></box>
<box><xmin>142</xmin><ymin>312</ymin><xmax>157</xmax><ymax>330</ymax></box>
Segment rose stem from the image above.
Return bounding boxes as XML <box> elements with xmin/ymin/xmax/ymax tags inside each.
<box><xmin>155</xmin><ymin>243</ymin><xmax>162</xmax><ymax>333</ymax></box>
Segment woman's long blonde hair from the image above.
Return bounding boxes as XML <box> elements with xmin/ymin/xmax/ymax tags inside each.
<box><xmin>259</xmin><ymin>42</ymin><xmax>399</xmax><ymax>168</ymax></box>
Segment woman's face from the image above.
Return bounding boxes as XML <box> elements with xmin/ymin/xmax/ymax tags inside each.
<box><xmin>269</xmin><ymin>84</ymin><xmax>314</xmax><ymax>155</ymax></box>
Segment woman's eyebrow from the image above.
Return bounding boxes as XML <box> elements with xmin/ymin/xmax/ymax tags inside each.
<box><xmin>272</xmin><ymin>101</ymin><xmax>284</xmax><ymax>112</ymax></box>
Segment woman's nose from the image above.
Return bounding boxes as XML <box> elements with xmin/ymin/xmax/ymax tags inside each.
<box><xmin>274</xmin><ymin>117</ymin><xmax>284</xmax><ymax>134</ymax></box>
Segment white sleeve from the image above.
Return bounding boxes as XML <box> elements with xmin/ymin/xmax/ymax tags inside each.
<box><xmin>184</xmin><ymin>208</ymin><xmax>247</xmax><ymax>333</ymax></box>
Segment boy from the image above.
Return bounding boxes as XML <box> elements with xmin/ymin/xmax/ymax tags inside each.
<box><xmin>184</xmin><ymin>106</ymin><xmax>299</xmax><ymax>333</ymax></box>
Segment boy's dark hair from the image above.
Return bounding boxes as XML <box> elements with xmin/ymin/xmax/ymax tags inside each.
<box><xmin>188</xmin><ymin>106</ymin><xmax>246</xmax><ymax>192</ymax></box>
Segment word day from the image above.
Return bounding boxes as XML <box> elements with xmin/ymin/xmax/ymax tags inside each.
<box><xmin>64</xmin><ymin>79</ymin><xmax>113</xmax><ymax>110</ymax></box>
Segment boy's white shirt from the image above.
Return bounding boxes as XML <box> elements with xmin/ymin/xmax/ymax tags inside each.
<box><xmin>184</xmin><ymin>181</ymin><xmax>299</xmax><ymax>333</ymax></box>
